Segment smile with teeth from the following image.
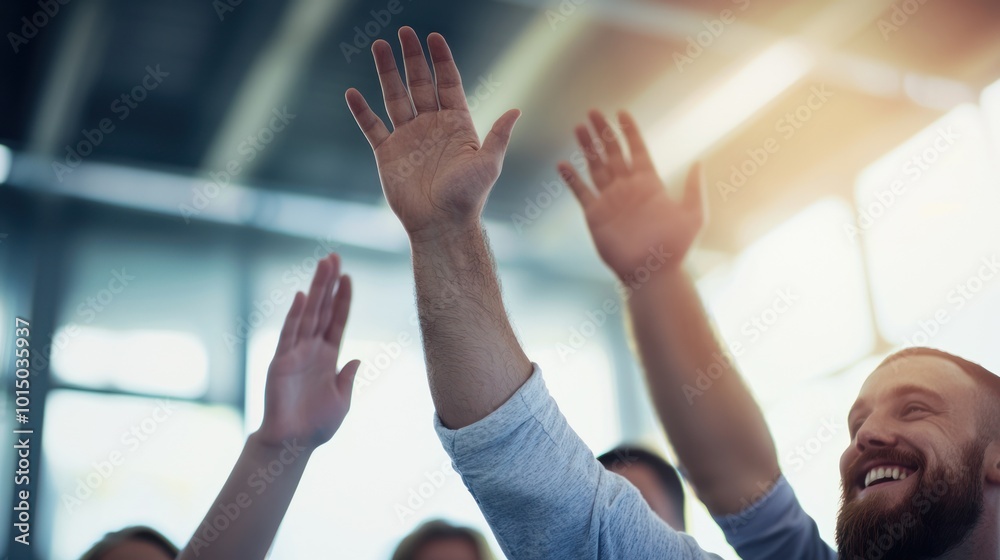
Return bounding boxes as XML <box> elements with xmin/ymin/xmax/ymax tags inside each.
<box><xmin>863</xmin><ymin>465</ymin><xmax>914</xmax><ymax>489</ymax></box>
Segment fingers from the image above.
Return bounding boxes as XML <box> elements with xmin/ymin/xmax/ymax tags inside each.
<box><xmin>618</xmin><ymin>111</ymin><xmax>653</xmax><ymax>171</ymax></box>
<box><xmin>345</xmin><ymin>88</ymin><xmax>391</xmax><ymax>149</ymax></box>
<box><xmin>398</xmin><ymin>27</ymin><xmax>438</xmax><ymax>114</ymax></box>
<box><xmin>427</xmin><ymin>32</ymin><xmax>469</xmax><ymax>111</ymax></box>
<box><xmin>683</xmin><ymin>162</ymin><xmax>707</xmax><ymax>224</ymax></box>
<box><xmin>588</xmin><ymin>110</ymin><xmax>628</xmax><ymax>178</ymax></box>
<box><xmin>275</xmin><ymin>291</ymin><xmax>306</xmax><ymax>355</ymax></box>
<box><xmin>315</xmin><ymin>255</ymin><xmax>341</xmax><ymax>338</ymax></box>
<box><xmin>324</xmin><ymin>274</ymin><xmax>352</xmax><ymax>348</ymax></box>
<box><xmin>273</xmin><ymin>255</ymin><xmax>348</xmax><ymax>355</ymax></box>
<box><xmin>297</xmin><ymin>258</ymin><xmax>333</xmax><ymax>341</ymax></box>
<box><xmin>350</xmin><ymin>31</ymin><xmax>468</xmax><ymax>142</ymax></box>
<box><xmin>480</xmin><ymin>109</ymin><xmax>521</xmax><ymax>162</ymax></box>
<box><xmin>575</xmin><ymin>124</ymin><xmax>613</xmax><ymax>190</ymax></box>
<box><xmin>372</xmin><ymin>39</ymin><xmax>416</xmax><ymax>127</ymax></box>
<box><xmin>557</xmin><ymin>162</ymin><xmax>596</xmax><ymax>208</ymax></box>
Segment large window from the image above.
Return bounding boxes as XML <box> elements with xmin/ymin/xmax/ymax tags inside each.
<box><xmin>857</xmin><ymin>104</ymin><xmax>1000</xmax><ymax>345</ymax></box>
<box><xmin>34</xmin><ymin>213</ymin><xmax>248</xmax><ymax>558</ymax></box>
<box><xmin>43</xmin><ymin>391</ymin><xmax>243</xmax><ymax>559</ymax></box>
<box><xmin>699</xmin><ymin>198</ymin><xmax>874</xmax><ymax>404</ymax></box>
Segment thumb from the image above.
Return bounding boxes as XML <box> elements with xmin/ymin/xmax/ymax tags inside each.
<box><xmin>336</xmin><ymin>359</ymin><xmax>362</xmax><ymax>398</ymax></box>
<box><xmin>480</xmin><ymin>108</ymin><xmax>521</xmax><ymax>162</ymax></box>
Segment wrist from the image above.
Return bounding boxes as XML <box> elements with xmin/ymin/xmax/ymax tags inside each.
<box><xmin>619</xmin><ymin>260</ymin><xmax>688</xmax><ymax>302</ymax></box>
<box><xmin>247</xmin><ymin>430</ymin><xmax>317</xmax><ymax>462</ymax></box>
<box><xmin>408</xmin><ymin>220</ymin><xmax>484</xmax><ymax>251</ymax></box>
<box><xmin>609</xmin><ymin>245</ymin><xmax>687</xmax><ymax>286</ymax></box>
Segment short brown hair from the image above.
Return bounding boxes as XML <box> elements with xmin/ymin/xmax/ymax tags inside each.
<box><xmin>391</xmin><ymin>519</ymin><xmax>494</xmax><ymax>560</ymax></box>
<box><xmin>78</xmin><ymin>525</ymin><xmax>178</xmax><ymax>560</ymax></box>
<box><xmin>597</xmin><ymin>445</ymin><xmax>685</xmax><ymax>530</ymax></box>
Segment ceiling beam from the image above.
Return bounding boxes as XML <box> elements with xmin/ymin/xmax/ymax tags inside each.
<box><xmin>26</xmin><ymin>0</ymin><xmax>110</xmax><ymax>155</ymax></box>
<box><xmin>199</xmin><ymin>0</ymin><xmax>346</xmax><ymax>180</ymax></box>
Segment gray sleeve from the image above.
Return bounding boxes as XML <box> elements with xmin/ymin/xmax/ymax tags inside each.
<box><xmin>435</xmin><ymin>365</ymin><xmax>722</xmax><ymax>560</ymax></box>
<box><xmin>714</xmin><ymin>476</ymin><xmax>837</xmax><ymax>560</ymax></box>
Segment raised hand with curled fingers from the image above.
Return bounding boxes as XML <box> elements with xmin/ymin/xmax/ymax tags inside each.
<box><xmin>559</xmin><ymin>110</ymin><xmax>706</xmax><ymax>280</ymax></box>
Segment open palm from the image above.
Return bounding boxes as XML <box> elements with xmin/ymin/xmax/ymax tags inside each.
<box><xmin>560</xmin><ymin>110</ymin><xmax>706</xmax><ymax>280</ymax></box>
<box><xmin>258</xmin><ymin>254</ymin><xmax>360</xmax><ymax>449</ymax></box>
<box><xmin>346</xmin><ymin>27</ymin><xmax>520</xmax><ymax>239</ymax></box>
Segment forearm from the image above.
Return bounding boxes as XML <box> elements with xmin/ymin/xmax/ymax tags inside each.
<box><xmin>627</xmin><ymin>267</ymin><xmax>779</xmax><ymax>515</ymax></box>
<box><xmin>410</xmin><ymin>224</ymin><xmax>532</xmax><ymax>429</ymax></box>
<box><xmin>178</xmin><ymin>433</ymin><xmax>312</xmax><ymax>560</ymax></box>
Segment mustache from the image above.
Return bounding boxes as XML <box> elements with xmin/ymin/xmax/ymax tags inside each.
<box><xmin>836</xmin><ymin>442</ymin><xmax>986</xmax><ymax>560</ymax></box>
<box><xmin>843</xmin><ymin>447</ymin><xmax>925</xmax><ymax>492</ymax></box>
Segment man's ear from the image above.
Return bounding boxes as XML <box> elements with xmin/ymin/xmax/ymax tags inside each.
<box><xmin>985</xmin><ymin>440</ymin><xmax>1000</xmax><ymax>486</ymax></box>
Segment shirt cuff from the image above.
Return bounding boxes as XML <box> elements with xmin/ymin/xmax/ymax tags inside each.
<box><xmin>713</xmin><ymin>475</ymin><xmax>793</xmax><ymax>541</ymax></box>
<box><xmin>434</xmin><ymin>364</ymin><xmax>546</xmax><ymax>460</ymax></box>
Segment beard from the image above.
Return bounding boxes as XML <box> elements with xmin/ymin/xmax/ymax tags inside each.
<box><xmin>836</xmin><ymin>442</ymin><xmax>985</xmax><ymax>560</ymax></box>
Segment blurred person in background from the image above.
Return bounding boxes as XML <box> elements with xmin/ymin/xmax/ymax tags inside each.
<box><xmin>598</xmin><ymin>445</ymin><xmax>686</xmax><ymax>531</ymax></box>
<box><xmin>392</xmin><ymin>519</ymin><xmax>495</xmax><ymax>560</ymax></box>
<box><xmin>78</xmin><ymin>526</ymin><xmax>177</xmax><ymax>560</ymax></box>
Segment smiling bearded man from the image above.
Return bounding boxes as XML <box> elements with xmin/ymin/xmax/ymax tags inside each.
<box><xmin>836</xmin><ymin>348</ymin><xmax>1000</xmax><ymax>560</ymax></box>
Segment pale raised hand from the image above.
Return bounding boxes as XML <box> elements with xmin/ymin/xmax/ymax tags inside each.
<box><xmin>559</xmin><ymin>110</ymin><xmax>706</xmax><ymax>280</ymax></box>
<box><xmin>257</xmin><ymin>254</ymin><xmax>360</xmax><ymax>449</ymax></box>
<box><xmin>345</xmin><ymin>27</ymin><xmax>520</xmax><ymax>241</ymax></box>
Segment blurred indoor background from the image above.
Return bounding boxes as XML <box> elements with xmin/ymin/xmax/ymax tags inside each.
<box><xmin>1</xmin><ymin>0</ymin><xmax>1000</xmax><ymax>558</ymax></box>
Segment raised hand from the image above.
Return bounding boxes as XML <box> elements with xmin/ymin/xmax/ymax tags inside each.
<box><xmin>345</xmin><ymin>27</ymin><xmax>520</xmax><ymax>241</ymax></box>
<box><xmin>179</xmin><ymin>254</ymin><xmax>361</xmax><ymax>560</ymax></box>
<box><xmin>257</xmin><ymin>254</ymin><xmax>360</xmax><ymax>449</ymax></box>
<box><xmin>559</xmin><ymin>110</ymin><xmax>706</xmax><ymax>280</ymax></box>
<box><xmin>559</xmin><ymin>113</ymin><xmax>784</xmax><ymax>520</ymax></box>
